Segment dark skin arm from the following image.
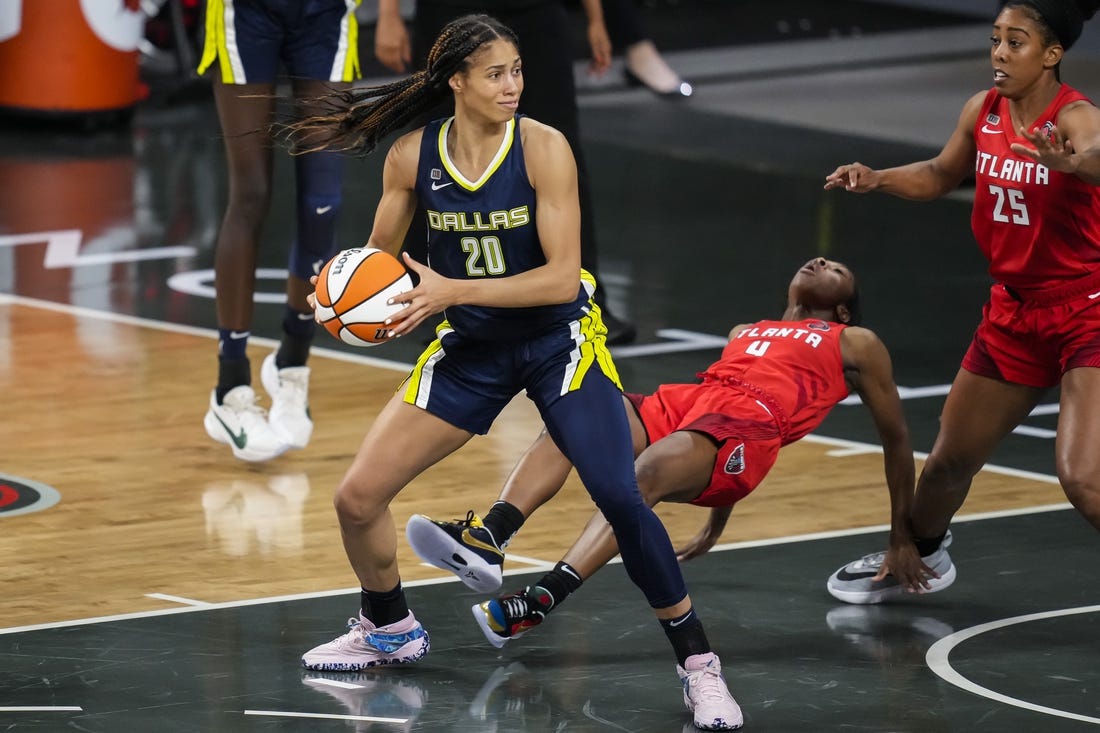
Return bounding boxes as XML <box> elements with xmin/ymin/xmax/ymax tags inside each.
<box><xmin>841</xmin><ymin>327</ymin><xmax>934</xmax><ymax>592</ymax></box>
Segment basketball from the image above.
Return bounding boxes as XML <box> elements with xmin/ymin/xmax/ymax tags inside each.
<box><xmin>314</xmin><ymin>247</ymin><xmax>413</xmax><ymax>347</ymax></box>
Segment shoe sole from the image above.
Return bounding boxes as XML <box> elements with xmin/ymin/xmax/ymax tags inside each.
<box><xmin>827</xmin><ymin>562</ymin><xmax>957</xmax><ymax>605</ymax></box>
<box><xmin>203</xmin><ymin>411</ymin><xmax>289</xmax><ymax>462</ymax></box>
<box><xmin>470</xmin><ymin>603</ymin><xmax>510</xmax><ymax>649</ymax></box>
<box><xmin>406</xmin><ymin>515</ymin><xmax>503</xmax><ymax>593</ymax></box>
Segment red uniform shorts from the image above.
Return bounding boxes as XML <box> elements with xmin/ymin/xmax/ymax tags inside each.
<box><xmin>626</xmin><ymin>383</ymin><xmax>782</xmax><ymax>508</ymax></box>
<box><xmin>962</xmin><ymin>278</ymin><xmax>1100</xmax><ymax>388</ymax></box>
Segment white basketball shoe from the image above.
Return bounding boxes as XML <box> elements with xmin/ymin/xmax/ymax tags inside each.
<box><xmin>677</xmin><ymin>652</ymin><xmax>743</xmax><ymax>730</ymax></box>
<box><xmin>826</xmin><ymin>531</ymin><xmax>956</xmax><ymax>604</ymax></box>
<box><xmin>301</xmin><ymin>612</ymin><xmax>430</xmax><ymax>671</ymax></box>
<box><xmin>260</xmin><ymin>352</ymin><xmax>313</xmax><ymax>449</ymax></box>
<box><xmin>203</xmin><ymin>386</ymin><xmax>289</xmax><ymax>462</ymax></box>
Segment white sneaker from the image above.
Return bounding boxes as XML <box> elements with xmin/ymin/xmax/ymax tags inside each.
<box><xmin>677</xmin><ymin>652</ymin><xmax>743</xmax><ymax>730</ymax></box>
<box><xmin>826</xmin><ymin>530</ymin><xmax>956</xmax><ymax>605</ymax></box>
<box><xmin>260</xmin><ymin>352</ymin><xmax>312</xmax><ymax>449</ymax></box>
<box><xmin>301</xmin><ymin>612</ymin><xmax>430</xmax><ymax>671</ymax></box>
<box><xmin>203</xmin><ymin>386</ymin><xmax>289</xmax><ymax>462</ymax></box>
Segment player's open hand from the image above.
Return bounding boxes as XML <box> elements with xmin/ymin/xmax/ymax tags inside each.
<box><xmin>877</xmin><ymin>541</ymin><xmax>941</xmax><ymax>593</ymax></box>
<box><xmin>382</xmin><ymin>252</ymin><xmax>458</xmax><ymax>337</ymax></box>
<box><xmin>1011</xmin><ymin>124</ymin><xmax>1077</xmax><ymax>173</ymax></box>
<box><xmin>824</xmin><ymin>162</ymin><xmax>880</xmax><ymax>192</ymax></box>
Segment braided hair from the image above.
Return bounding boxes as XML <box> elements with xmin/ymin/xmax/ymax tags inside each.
<box><xmin>285</xmin><ymin>14</ymin><xmax>519</xmax><ymax>156</ymax></box>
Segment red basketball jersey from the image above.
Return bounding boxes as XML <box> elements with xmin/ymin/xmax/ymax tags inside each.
<box><xmin>971</xmin><ymin>84</ymin><xmax>1100</xmax><ymax>291</ymax></box>
<box><xmin>699</xmin><ymin>319</ymin><xmax>850</xmax><ymax>443</ymax></box>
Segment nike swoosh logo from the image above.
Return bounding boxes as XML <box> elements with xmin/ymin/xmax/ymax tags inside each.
<box><xmin>461</xmin><ymin>529</ymin><xmax>504</xmax><ymax>557</ymax></box>
<box><xmin>229</xmin><ymin>331</ymin><xmax>250</xmax><ymax>340</ymax></box>
<box><xmin>212</xmin><ymin>413</ymin><xmax>248</xmax><ymax>449</ymax></box>
<box><xmin>297</xmin><ymin>313</ymin><xmax>316</xmax><ymax>321</ymax></box>
<box><xmin>315</xmin><ymin>205</ymin><xmax>332</xmax><ymax>214</ymax></box>
<box><xmin>981</xmin><ymin>125</ymin><xmax>1003</xmax><ymax>134</ymax></box>
<box><xmin>312</xmin><ymin>259</ymin><xmax>325</xmax><ymax>275</ymax></box>
<box><xmin>835</xmin><ymin>569</ymin><xmax>878</xmax><ymax>581</ymax></box>
<box><xmin>668</xmin><ymin>615</ymin><xmax>691</xmax><ymax>627</ymax></box>
<box><xmin>431</xmin><ymin>181</ymin><xmax>453</xmax><ymax>191</ymax></box>
<box><xmin>1088</xmin><ymin>290</ymin><xmax>1100</xmax><ymax>299</ymax></box>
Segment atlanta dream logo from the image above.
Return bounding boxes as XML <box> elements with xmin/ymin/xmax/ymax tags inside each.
<box><xmin>0</xmin><ymin>473</ymin><xmax>61</xmax><ymax>517</ymax></box>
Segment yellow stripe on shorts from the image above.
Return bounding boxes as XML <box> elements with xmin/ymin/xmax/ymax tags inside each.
<box><xmin>401</xmin><ymin>322</ymin><xmax>453</xmax><ymax>409</ymax></box>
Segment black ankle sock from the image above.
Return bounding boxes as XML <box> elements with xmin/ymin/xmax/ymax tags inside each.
<box><xmin>914</xmin><ymin>532</ymin><xmax>948</xmax><ymax>557</ymax></box>
<box><xmin>215</xmin><ymin>357</ymin><xmax>251</xmax><ymax>403</ymax></box>
<box><xmin>362</xmin><ymin>583</ymin><xmax>408</xmax><ymax>627</ymax></box>
<box><xmin>531</xmin><ymin>562</ymin><xmax>584</xmax><ymax>610</ymax></box>
<box><xmin>660</xmin><ymin>608</ymin><xmax>711</xmax><ymax>666</ymax></box>
<box><xmin>482</xmin><ymin>501</ymin><xmax>525</xmax><ymax>548</ymax></box>
<box><xmin>276</xmin><ymin>323</ymin><xmax>314</xmax><ymax>368</ymax></box>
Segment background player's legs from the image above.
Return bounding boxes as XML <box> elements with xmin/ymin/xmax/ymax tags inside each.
<box><xmin>1056</xmin><ymin>367</ymin><xmax>1100</xmax><ymax>530</ymax></box>
<box><xmin>211</xmin><ymin>79</ymin><xmax>276</xmax><ymax>361</ymax></box>
<box><xmin>260</xmin><ymin>78</ymin><xmax>353</xmax><ymax>449</ymax></box>
<box><xmin>910</xmin><ymin>369</ymin><xmax>1043</xmax><ymax>542</ymax></box>
<box><xmin>202</xmin><ymin>79</ymin><xmax>289</xmax><ymax>461</ymax></box>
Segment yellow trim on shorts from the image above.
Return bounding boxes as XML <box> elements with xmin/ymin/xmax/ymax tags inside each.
<box><xmin>401</xmin><ymin>321</ymin><xmax>452</xmax><ymax>406</ymax></box>
<box><xmin>567</xmin><ymin>270</ymin><xmax>622</xmax><ymax>393</ymax></box>
<box><xmin>197</xmin><ymin>0</ymin><xmax>234</xmax><ymax>82</ymax></box>
<box><xmin>197</xmin><ymin>0</ymin><xmax>361</xmax><ymax>83</ymax></box>
<box><xmin>338</xmin><ymin>0</ymin><xmax>362</xmax><ymax>82</ymax></box>
<box><xmin>567</xmin><ymin>305</ymin><xmax>623</xmax><ymax>393</ymax></box>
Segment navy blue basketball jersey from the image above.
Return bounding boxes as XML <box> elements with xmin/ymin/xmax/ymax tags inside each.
<box><xmin>415</xmin><ymin>116</ymin><xmax>590</xmax><ymax>340</ymax></box>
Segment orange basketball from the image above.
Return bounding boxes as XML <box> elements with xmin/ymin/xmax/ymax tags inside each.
<box><xmin>314</xmin><ymin>247</ymin><xmax>413</xmax><ymax>346</ymax></box>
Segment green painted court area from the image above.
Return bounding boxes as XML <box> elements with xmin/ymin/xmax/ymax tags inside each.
<box><xmin>2</xmin><ymin>508</ymin><xmax>1096</xmax><ymax>732</ymax></box>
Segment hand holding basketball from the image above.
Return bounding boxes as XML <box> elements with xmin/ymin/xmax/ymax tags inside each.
<box><xmin>312</xmin><ymin>247</ymin><xmax>413</xmax><ymax>346</ymax></box>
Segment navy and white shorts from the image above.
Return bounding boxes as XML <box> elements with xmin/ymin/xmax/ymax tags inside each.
<box><xmin>400</xmin><ymin>312</ymin><xmax>622</xmax><ymax>435</ymax></box>
<box><xmin>198</xmin><ymin>0</ymin><xmax>361</xmax><ymax>84</ymax></box>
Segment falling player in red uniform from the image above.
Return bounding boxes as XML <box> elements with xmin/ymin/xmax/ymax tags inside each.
<box><xmin>822</xmin><ymin>0</ymin><xmax>1100</xmax><ymax>604</ymax></box>
<box><xmin>406</xmin><ymin>257</ymin><xmax>916</xmax><ymax>641</ymax></box>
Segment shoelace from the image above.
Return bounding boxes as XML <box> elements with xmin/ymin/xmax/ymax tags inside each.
<box><xmin>274</xmin><ymin>371</ymin><xmax>308</xmax><ymax>407</ymax></box>
<box><xmin>453</xmin><ymin>510</ymin><xmax>482</xmax><ymax>528</ymax></box>
<box><xmin>497</xmin><ymin>594</ymin><xmax>530</xmax><ymax>622</ymax></box>
<box><xmin>855</xmin><ymin>551</ymin><xmax>886</xmax><ymax>569</ymax></box>
<box><xmin>690</xmin><ymin>663</ymin><xmax>733</xmax><ymax>705</ymax></box>
<box><xmin>223</xmin><ymin>389</ymin><xmax>269</xmax><ymax>417</ymax></box>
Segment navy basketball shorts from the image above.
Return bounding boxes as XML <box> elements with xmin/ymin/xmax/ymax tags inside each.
<box><xmin>400</xmin><ymin>315</ymin><xmax>622</xmax><ymax>435</ymax></box>
<box><xmin>198</xmin><ymin>0</ymin><xmax>361</xmax><ymax>84</ymax></box>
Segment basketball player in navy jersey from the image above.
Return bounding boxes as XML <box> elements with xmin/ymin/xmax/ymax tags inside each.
<box><xmin>289</xmin><ymin>14</ymin><xmax>740</xmax><ymax>730</ymax></box>
<box><xmin>406</xmin><ymin>258</ymin><xmax>915</xmax><ymax>644</ymax></box>
<box><xmin>373</xmin><ymin>0</ymin><xmax>639</xmax><ymax>345</ymax></box>
<box><xmin>198</xmin><ymin>0</ymin><xmax>361</xmax><ymax>462</ymax></box>
<box><xmin>824</xmin><ymin>0</ymin><xmax>1100</xmax><ymax>603</ymax></box>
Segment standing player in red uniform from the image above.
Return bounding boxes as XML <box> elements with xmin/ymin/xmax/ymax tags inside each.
<box><xmin>406</xmin><ymin>257</ymin><xmax>916</xmax><ymax>642</ymax></box>
<box><xmin>823</xmin><ymin>0</ymin><xmax>1100</xmax><ymax>603</ymax></box>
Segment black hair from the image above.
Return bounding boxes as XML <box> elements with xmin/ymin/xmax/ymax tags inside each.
<box><xmin>1002</xmin><ymin>0</ymin><xmax>1100</xmax><ymax>53</ymax></box>
<box><xmin>284</xmin><ymin>14</ymin><xmax>520</xmax><ymax>156</ymax></box>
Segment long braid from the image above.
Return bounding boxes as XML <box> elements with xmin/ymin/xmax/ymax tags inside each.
<box><xmin>284</xmin><ymin>14</ymin><xmax>520</xmax><ymax>156</ymax></box>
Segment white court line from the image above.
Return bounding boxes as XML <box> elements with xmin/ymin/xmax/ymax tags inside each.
<box><xmin>144</xmin><ymin>593</ymin><xmax>211</xmax><ymax>606</ymax></box>
<box><xmin>0</xmin><ymin>707</ymin><xmax>83</xmax><ymax>712</ymax></box>
<box><xmin>244</xmin><ymin>709</ymin><xmax>407</xmax><ymax>723</ymax></box>
<box><xmin>926</xmin><ymin>605</ymin><xmax>1100</xmax><ymax>726</ymax></box>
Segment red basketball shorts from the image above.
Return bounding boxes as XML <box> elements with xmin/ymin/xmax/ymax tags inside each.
<box><xmin>962</xmin><ymin>279</ymin><xmax>1100</xmax><ymax>388</ymax></box>
<box><xmin>626</xmin><ymin>383</ymin><xmax>782</xmax><ymax>508</ymax></box>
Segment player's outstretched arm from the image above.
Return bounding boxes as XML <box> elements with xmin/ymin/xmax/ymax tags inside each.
<box><xmin>841</xmin><ymin>327</ymin><xmax>934</xmax><ymax>593</ymax></box>
<box><xmin>824</xmin><ymin>91</ymin><xmax>984</xmax><ymax>200</ymax></box>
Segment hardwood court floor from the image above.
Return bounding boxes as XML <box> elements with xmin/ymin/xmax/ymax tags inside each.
<box><xmin>0</xmin><ymin>298</ymin><xmax>1069</xmax><ymax>631</ymax></box>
